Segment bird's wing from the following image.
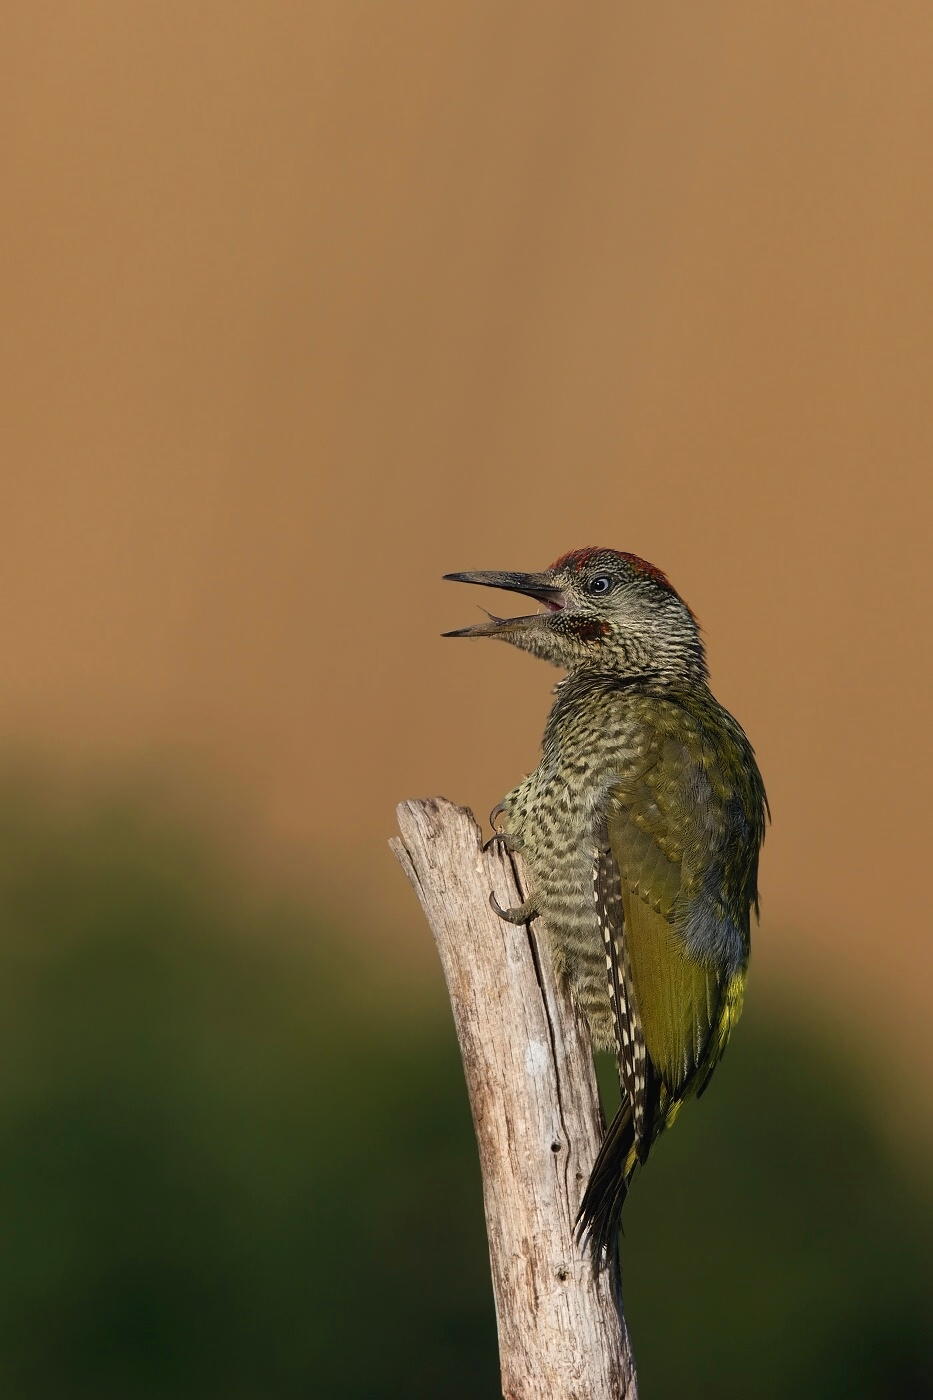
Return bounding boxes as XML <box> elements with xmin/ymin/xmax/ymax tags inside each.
<box><xmin>606</xmin><ymin>737</ymin><xmax>726</xmax><ymax>1105</ymax></box>
<box><xmin>592</xmin><ymin>845</ymin><xmax>649</xmax><ymax>1148</ymax></box>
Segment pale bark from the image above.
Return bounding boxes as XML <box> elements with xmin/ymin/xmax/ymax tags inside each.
<box><xmin>390</xmin><ymin>797</ymin><xmax>638</xmax><ymax>1400</ymax></box>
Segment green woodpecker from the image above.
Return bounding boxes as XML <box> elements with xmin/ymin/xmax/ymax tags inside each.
<box><xmin>444</xmin><ymin>548</ymin><xmax>767</xmax><ymax>1290</ymax></box>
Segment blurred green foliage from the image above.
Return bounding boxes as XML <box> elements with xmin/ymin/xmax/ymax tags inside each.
<box><xmin>0</xmin><ymin>783</ymin><xmax>928</xmax><ymax>1399</ymax></box>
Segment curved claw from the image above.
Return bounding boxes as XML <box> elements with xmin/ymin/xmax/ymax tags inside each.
<box><xmin>483</xmin><ymin>829</ymin><xmax>523</xmax><ymax>854</ymax></box>
<box><xmin>489</xmin><ymin>890</ymin><xmax>538</xmax><ymax>925</ymax></box>
<box><xmin>484</xmin><ymin>802</ymin><xmax>523</xmax><ymax>854</ymax></box>
<box><xmin>483</xmin><ymin>802</ymin><xmax>509</xmax><ymax>851</ymax></box>
<box><xmin>489</xmin><ymin>890</ymin><xmax>510</xmax><ymax>920</ymax></box>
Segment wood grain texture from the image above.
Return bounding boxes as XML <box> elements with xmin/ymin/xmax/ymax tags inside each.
<box><xmin>391</xmin><ymin>797</ymin><xmax>638</xmax><ymax>1400</ymax></box>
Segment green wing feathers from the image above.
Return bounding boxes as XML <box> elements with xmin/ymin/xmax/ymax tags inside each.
<box><xmin>605</xmin><ymin>714</ymin><xmax>757</xmax><ymax>1109</ymax></box>
<box><xmin>619</xmin><ymin>889</ymin><xmax>724</xmax><ymax>1100</ymax></box>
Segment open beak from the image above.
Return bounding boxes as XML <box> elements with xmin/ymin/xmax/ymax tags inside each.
<box><xmin>442</xmin><ymin>570</ymin><xmax>566</xmax><ymax>637</ymax></box>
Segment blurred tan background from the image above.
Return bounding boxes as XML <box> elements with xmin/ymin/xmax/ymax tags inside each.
<box><xmin>2</xmin><ymin>0</ymin><xmax>931</xmax><ymax>1096</ymax></box>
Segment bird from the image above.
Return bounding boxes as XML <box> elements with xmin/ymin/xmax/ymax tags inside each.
<box><xmin>444</xmin><ymin>547</ymin><xmax>768</xmax><ymax>1294</ymax></box>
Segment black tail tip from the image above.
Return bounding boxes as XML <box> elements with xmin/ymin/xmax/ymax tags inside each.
<box><xmin>575</xmin><ymin>1209</ymin><xmax>624</xmax><ymax>1312</ymax></box>
<box><xmin>574</xmin><ymin>1101</ymin><xmax>637</xmax><ymax>1311</ymax></box>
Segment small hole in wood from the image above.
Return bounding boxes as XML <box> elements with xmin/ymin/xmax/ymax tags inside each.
<box><xmin>550</xmin><ymin>1139</ymin><xmax>562</xmax><ymax>1153</ymax></box>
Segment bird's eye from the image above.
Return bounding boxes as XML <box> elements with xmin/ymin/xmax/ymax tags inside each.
<box><xmin>587</xmin><ymin>575</ymin><xmax>613</xmax><ymax>596</ymax></box>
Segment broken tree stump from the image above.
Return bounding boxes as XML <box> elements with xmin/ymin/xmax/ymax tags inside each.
<box><xmin>391</xmin><ymin>796</ymin><xmax>638</xmax><ymax>1400</ymax></box>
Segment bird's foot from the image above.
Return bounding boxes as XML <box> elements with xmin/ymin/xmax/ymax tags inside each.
<box><xmin>483</xmin><ymin>801</ymin><xmax>523</xmax><ymax>853</ymax></box>
<box><xmin>489</xmin><ymin>891</ymin><xmax>538</xmax><ymax>924</ymax></box>
<box><xmin>483</xmin><ymin>831</ymin><xmax>523</xmax><ymax>854</ymax></box>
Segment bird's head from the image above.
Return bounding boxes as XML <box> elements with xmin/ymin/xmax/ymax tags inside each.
<box><xmin>444</xmin><ymin>547</ymin><xmax>707</xmax><ymax>682</ymax></box>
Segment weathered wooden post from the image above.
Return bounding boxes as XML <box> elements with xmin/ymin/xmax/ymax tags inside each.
<box><xmin>391</xmin><ymin>797</ymin><xmax>638</xmax><ymax>1400</ymax></box>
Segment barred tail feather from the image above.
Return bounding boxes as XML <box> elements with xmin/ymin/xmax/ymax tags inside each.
<box><xmin>575</xmin><ymin>1100</ymin><xmax>638</xmax><ymax>1303</ymax></box>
